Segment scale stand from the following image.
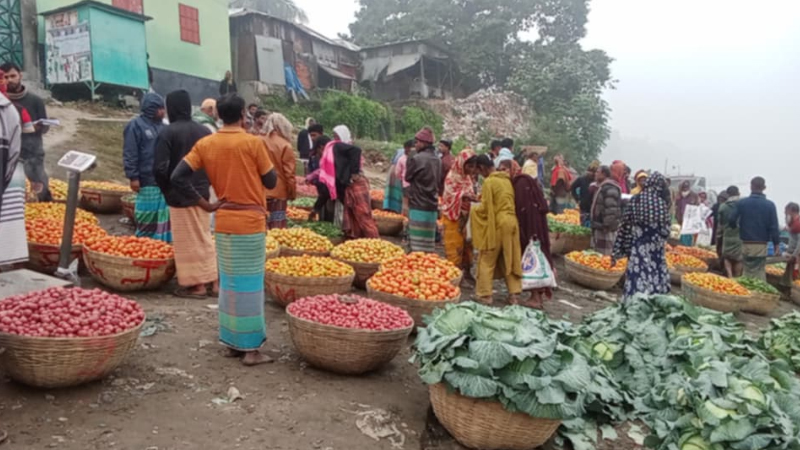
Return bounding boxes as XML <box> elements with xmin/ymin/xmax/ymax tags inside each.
<box><xmin>54</xmin><ymin>151</ymin><xmax>97</xmax><ymax>285</ymax></box>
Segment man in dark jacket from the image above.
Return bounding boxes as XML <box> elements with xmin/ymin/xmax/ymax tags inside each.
<box><xmin>405</xmin><ymin>126</ymin><xmax>441</xmax><ymax>253</ymax></box>
<box><xmin>1</xmin><ymin>62</ymin><xmax>52</xmax><ymax>201</ymax></box>
<box><xmin>123</xmin><ymin>92</ymin><xmax>169</xmax><ymax>241</ymax></box>
<box><xmin>219</xmin><ymin>70</ymin><xmax>237</xmax><ymax>96</ymax></box>
<box><xmin>571</xmin><ymin>160</ymin><xmax>600</xmax><ymax>227</ymax></box>
<box><xmin>729</xmin><ymin>177</ymin><xmax>781</xmax><ymax>281</ymax></box>
<box><xmin>591</xmin><ymin>166</ymin><xmax>622</xmax><ymax>255</ymax></box>
<box><xmin>154</xmin><ymin>90</ymin><xmax>217</xmax><ymax>298</ymax></box>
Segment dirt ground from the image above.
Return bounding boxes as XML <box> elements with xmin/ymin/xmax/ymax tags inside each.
<box><xmin>1</xmin><ymin>104</ymin><xmax>795</xmax><ymax>450</ymax></box>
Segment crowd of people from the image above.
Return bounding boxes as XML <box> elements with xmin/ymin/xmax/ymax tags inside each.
<box><xmin>1</xmin><ymin>66</ymin><xmax>797</xmax><ymax>369</ymax></box>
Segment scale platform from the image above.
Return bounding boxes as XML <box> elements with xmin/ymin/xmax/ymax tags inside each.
<box><xmin>0</xmin><ymin>269</ymin><xmax>74</xmax><ymax>299</ymax></box>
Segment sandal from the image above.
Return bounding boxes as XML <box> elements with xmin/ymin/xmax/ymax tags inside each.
<box><xmin>173</xmin><ymin>287</ymin><xmax>207</xmax><ymax>300</ymax></box>
<box><xmin>474</xmin><ymin>296</ymin><xmax>493</xmax><ymax>305</ymax></box>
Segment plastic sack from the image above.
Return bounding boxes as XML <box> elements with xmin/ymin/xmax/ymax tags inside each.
<box><xmin>521</xmin><ymin>239</ymin><xmax>557</xmax><ymax>290</ymax></box>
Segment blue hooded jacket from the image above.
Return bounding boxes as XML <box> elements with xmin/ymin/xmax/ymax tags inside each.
<box><xmin>123</xmin><ymin>93</ymin><xmax>165</xmax><ymax>186</ymax></box>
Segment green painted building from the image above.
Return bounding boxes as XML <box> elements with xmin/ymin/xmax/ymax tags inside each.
<box><xmin>40</xmin><ymin>1</ymin><xmax>150</xmax><ymax>94</ymax></box>
<box><xmin>37</xmin><ymin>0</ymin><xmax>231</xmax><ymax>101</ymax></box>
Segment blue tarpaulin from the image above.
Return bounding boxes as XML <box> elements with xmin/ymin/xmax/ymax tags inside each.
<box><xmin>284</xmin><ymin>64</ymin><xmax>309</xmax><ymax>99</ymax></box>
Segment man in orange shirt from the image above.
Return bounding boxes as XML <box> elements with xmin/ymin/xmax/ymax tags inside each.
<box><xmin>171</xmin><ymin>94</ymin><xmax>277</xmax><ymax>367</ymax></box>
<box><xmin>262</xmin><ymin>113</ymin><xmax>296</xmax><ymax>229</ymax></box>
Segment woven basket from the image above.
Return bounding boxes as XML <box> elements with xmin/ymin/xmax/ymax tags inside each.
<box><xmin>286</xmin><ymin>310</ymin><xmax>412</xmax><ymax>375</ymax></box>
<box><xmin>328</xmin><ymin>236</ymin><xmax>345</xmax><ymax>246</ymax></box>
<box><xmin>371</xmin><ymin>199</ymin><xmax>383</xmax><ymax>210</ymax></box>
<box><xmin>669</xmin><ymin>265</ymin><xmax>707</xmax><ymax>285</ymax></box>
<box><xmin>0</xmin><ymin>320</ymin><xmax>143</xmax><ymax>388</ymax></box>
<box><xmin>376</xmin><ymin>216</ymin><xmax>405</xmax><ymax>237</ymax></box>
<box><xmin>564</xmin><ymin>233</ymin><xmax>591</xmax><ymax>253</ymax></box>
<box><xmin>743</xmin><ymin>291</ymin><xmax>780</xmax><ymax>316</ymax></box>
<box><xmin>279</xmin><ymin>246</ymin><xmax>331</xmax><ymax>258</ymax></box>
<box><xmin>82</xmin><ymin>248</ymin><xmax>175</xmax><ymax>292</ymax></box>
<box><xmin>121</xmin><ymin>195</ymin><xmax>136</xmax><ymax>222</ymax></box>
<box><xmin>564</xmin><ymin>259</ymin><xmax>624</xmax><ymax>291</ymax></box>
<box><xmin>79</xmin><ymin>188</ymin><xmax>128</xmax><ymax>214</ymax></box>
<box><xmin>366</xmin><ymin>280</ymin><xmax>459</xmax><ymax>327</ymax></box>
<box><xmin>681</xmin><ymin>277</ymin><xmax>749</xmax><ymax>313</ymax></box>
<box><xmin>549</xmin><ymin>232</ymin><xmax>567</xmax><ymax>255</ymax></box>
<box><xmin>429</xmin><ymin>383</ymin><xmax>560</xmax><ymax>450</ymax></box>
<box><xmin>336</xmin><ymin>259</ymin><xmax>381</xmax><ymax>289</ymax></box>
<box><xmin>264</xmin><ymin>271</ymin><xmax>354</xmax><ymax>307</ymax></box>
<box><xmin>265</xmin><ymin>248</ymin><xmax>281</xmax><ymax>260</ymax></box>
<box><xmin>27</xmin><ymin>242</ymin><xmax>82</xmax><ymax>274</ymax></box>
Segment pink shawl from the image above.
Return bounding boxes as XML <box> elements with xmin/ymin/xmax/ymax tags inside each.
<box><xmin>319</xmin><ymin>140</ymin><xmax>338</xmax><ymax>200</ymax></box>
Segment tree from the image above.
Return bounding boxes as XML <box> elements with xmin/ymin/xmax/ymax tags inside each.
<box><xmin>347</xmin><ymin>0</ymin><xmax>590</xmax><ymax>86</ymax></box>
<box><xmin>230</xmin><ymin>0</ymin><xmax>308</xmax><ymax>24</ymax></box>
<box><xmin>509</xmin><ymin>43</ymin><xmax>614</xmax><ymax>168</ymax></box>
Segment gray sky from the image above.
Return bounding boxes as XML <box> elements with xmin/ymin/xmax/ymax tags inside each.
<box><xmin>296</xmin><ymin>0</ymin><xmax>800</xmax><ymax>210</ymax></box>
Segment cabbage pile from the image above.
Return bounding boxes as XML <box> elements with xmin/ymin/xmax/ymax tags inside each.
<box><xmin>759</xmin><ymin>311</ymin><xmax>800</xmax><ymax>372</ymax></box>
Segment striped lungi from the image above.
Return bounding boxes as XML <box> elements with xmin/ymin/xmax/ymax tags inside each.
<box><xmin>267</xmin><ymin>199</ymin><xmax>287</xmax><ymax>230</ymax></box>
<box><xmin>408</xmin><ymin>209</ymin><xmax>438</xmax><ymax>253</ymax></box>
<box><xmin>135</xmin><ymin>186</ymin><xmax>172</xmax><ymax>243</ymax></box>
<box><xmin>0</xmin><ymin>166</ymin><xmax>28</xmax><ymax>266</ymax></box>
<box><xmin>215</xmin><ymin>233</ymin><xmax>267</xmax><ymax>351</ymax></box>
<box><xmin>170</xmin><ymin>206</ymin><xmax>218</xmax><ymax>287</ymax></box>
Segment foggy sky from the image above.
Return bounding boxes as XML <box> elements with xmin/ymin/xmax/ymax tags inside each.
<box><xmin>295</xmin><ymin>0</ymin><xmax>800</xmax><ymax>212</ymax></box>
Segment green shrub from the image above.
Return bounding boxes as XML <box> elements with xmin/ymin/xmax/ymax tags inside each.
<box><xmin>399</xmin><ymin>106</ymin><xmax>444</xmax><ymax>139</ymax></box>
<box><xmin>318</xmin><ymin>92</ymin><xmax>390</xmax><ymax>140</ymax></box>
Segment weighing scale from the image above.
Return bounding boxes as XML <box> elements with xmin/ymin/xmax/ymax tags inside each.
<box><xmin>54</xmin><ymin>150</ymin><xmax>97</xmax><ymax>285</ymax></box>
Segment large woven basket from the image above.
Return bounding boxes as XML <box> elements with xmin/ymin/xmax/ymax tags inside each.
<box><xmin>564</xmin><ymin>233</ymin><xmax>591</xmax><ymax>253</ymax></box>
<box><xmin>376</xmin><ymin>216</ymin><xmax>405</xmax><ymax>237</ymax></box>
<box><xmin>743</xmin><ymin>291</ymin><xmax>780</xmax><ymax>316</ymax></box>
<box><xmin>79</xmin><ymin>188</ymin><xmax>128</xmax><ymax>214</ymax></box>
<box><xmin>27</xmin><ymin>242</ymin><xmax>82</xmax><ymax>274</ymax></box>
<box><xmin>549</xmin><ymin>233</ymin><xmax>567</xmax><ymax>255</ymax></box>
<box><xmin>82</xmin><ymin>248</ymin><xmax>175</xmax><ymax>292</ymax></box>
<box><xmin>366</xmin><ymin>280</ymin><xmax>460</xmax><ymax>327</ymax></box>
<box><xmin>336</xmin><ymin>259</ymin><xmax>381</xmax><ymax>289</ymax></box>
<box><xmin>286</xmin><ymin>310</ymin><xmax>412</xmax><ymax>375</ymax></box>
<box><xmin>328</xmin><ymin>236</ymin><xmax>345</xmax><ymax>246</ymax></box>
<box><xmin>265</xmin><ymin>248</ymin><xmax>281</xmax><ymax>260</ymax></box>
<box><xmin>669</xmin><ymin>265</ymin><xmax>707</xmax><ymax>285</ymax></box>
<box><xmin>564</xmin><ymin>259</ymin><xmax>624</xmax><ymax>291</ymax></box>
<box><xmin>0</xmin><ymin>320</ymin><xmax>143</xmax><ymax>388</ymax></box>
<box><xmin>681</xmin><ymin>277</ymin><xmax>749</xmax><ymax>313</ymax></box>
<box><xmin>264</xmin><ymin>271</ymin><xmax>354</xmax><ymax>307</ymax></box>
<box><xmin>429</xmin><ymin>383</ymin><xmax>560</xmax><ymax>450</ymax></box>
<box><xmin>279</xmin><ymin>246</ymin><xmax>331</xmax><ymax>258</ymax></box>
<box><xmin>121</xmin><ymin>194</ymin><xmax>136</xmax><ymax>222</ymax></box>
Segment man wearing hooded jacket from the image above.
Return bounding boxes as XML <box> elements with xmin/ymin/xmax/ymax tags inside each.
<box><xmin>123</xmin><ymin>92</ymin><xmax>170</xmax><ymax>241</ymax></box>
<box><xmin>154</xmin><ymin>90</ymin><xmax>218</xmax><ymax>298</ymax></box>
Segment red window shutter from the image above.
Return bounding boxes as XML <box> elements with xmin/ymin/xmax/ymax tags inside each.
<box><xmin>178</xmin><ymin>4</ymin><xmax>200</xmax><ymax>45</ymax></box>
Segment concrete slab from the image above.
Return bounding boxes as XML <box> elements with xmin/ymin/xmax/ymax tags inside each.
<box><xmin>0</xmin><ymin>269</ymin><xmax>73</xmax><ymax>299</ymax></box>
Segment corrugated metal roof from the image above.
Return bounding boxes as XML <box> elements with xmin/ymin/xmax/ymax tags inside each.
<box><xmin>386</xmin><ymin>54</ymin><xmax>420</xmax><ymax>76</ymax></box>
<box><xmin>229</xmin><ymin>8</ymin><xmax>360</xmax><ymax>52</ymax></box>
<box><xmin>319</xmin><ymin>65</ymin><xmax>355</xmax><ymax>81</ymax></box>
<box><xmin>361</xmin><ymin>56</ymin><xmax>391</xmax><ymax>82</ymax></box>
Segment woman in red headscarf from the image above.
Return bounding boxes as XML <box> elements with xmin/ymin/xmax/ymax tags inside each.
<box><xmin>611</xmin><ymin>161</ymin><xmax>629</xmax><ymax>195</ymax></box>
<box><xmin>441</xmin><ymin>149</ymin><xmax>478</xmax><ymax>283</ymax></box>
<box><xmin>549</xmin><ymin>154</ymin><xmax>573</xmax><ymax>213</ymax></box>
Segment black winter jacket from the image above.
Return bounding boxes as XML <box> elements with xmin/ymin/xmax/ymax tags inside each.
<box><xmin>591</xmin><ymin>181</ymin><xmax>622</xmax><ymax>231</ymax></box>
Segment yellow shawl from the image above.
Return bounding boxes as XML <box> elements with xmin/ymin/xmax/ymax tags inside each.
<box><xmin>470</xmin><ymin>172</ymin><xmax>522</xmax><ymax>276</ymax></box>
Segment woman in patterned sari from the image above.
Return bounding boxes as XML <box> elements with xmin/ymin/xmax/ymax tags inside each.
<box><xmin>441</xmin><ymin>149</ymin><xmax>477</xmax><ymax>284</ymax></box>
<box><xmin>612</xmin><ymin>172</ymin><xmax>672</xmax><ymax>301</ymax></box>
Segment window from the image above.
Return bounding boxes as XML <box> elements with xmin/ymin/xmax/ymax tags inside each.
<box><xmin>112</xmin><ymin>0</ymin><xmax>143</xmax><ymax>14</ymax></box>
<box><xmin>179</xmin><ymin>4</ymin><xmax>200</xmax><ymax>45</ymax></box>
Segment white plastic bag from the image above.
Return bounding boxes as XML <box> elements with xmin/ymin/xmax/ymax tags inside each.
<box><xmin>521</xmin><ymin>240</ymin><xmax>557</xmax><ymax>290</ymax></box>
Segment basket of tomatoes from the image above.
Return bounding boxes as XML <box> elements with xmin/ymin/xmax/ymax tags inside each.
<box><xmin>122</xmin><ymin>194</ymin><xmax>136</xmax><ymax>223</ymax></box>
<box><xmin>736</xmin><ymin>277</ymin><xmax>781</xmax><ymax>316</ymax></box>
<box><xmin>372</xmin><ymin>210</ymin><xmax>407</xmax><ymax>237</ymax></box>
<box><xmin>285</xmin><ymin>294</ymin><xmax>413</xmax><ymax>375</ymax></box>
<box><xmin>381</xmin><ymin>252</ymin><xmax>463</xmax><ymax>286</ymax></box>
<box><xmin>370</xmin><ymin>190</ymin><xmax>384</xmax><ymax>210</ymax></box>
<box><xmin>79</xmin><ymin>181</ymin><xmax>132</xmax><ymax>214</ymax></box>
<box><xmin>82</xmin><ymin>236</ymin><xmax>175</xmax><ymax>292</ymax></box>
<box><xmin>681</xmin><ymin>272</ymin><xmax>751</xmax><ymax>313</ymax></box>
<box><xmin>25</xmin><ymin>218</ymin><xmax>107</xmax><ymax>274</ymax></box>
<box><xmin>331</xmin><ymin>239</ymin><xmax>406</xmax><ymax>289</ymax></box>
<box><xmin>366</xmin><ymin>271</ymin><xmax>461</xmax><ymax>327</ymax></box>
<box><xmin>564</xmin><ymin>251</ymin><xmax>627</xmax><ymax>291</ymax></box>
<box><xmin>674</xmin><ymin>246</ymin><xmax>718</xmax><ymax>268</ymax></box>
<box><xmin>666</xmin><ymin>252</ymin><xmax>709</xmax><ymax>285</ymax></box>
<box><xmin>0</xmin><ymin>287</ymin><xmax>145</xmax><ymax>388</ymax></box>
<box><xmin>264</xmin><ymin>256</ymin><xmax>355</xmax><ymax>307</ymax></box>
<box><xmin>269</xmin><ymin>228</ymin><xmax>334</xmax><ymax>257</ymax></box>
<box><xmin>265</xmin><ymin>236</ymin><xmax>280</xmax><ymax>260</ymax></box>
